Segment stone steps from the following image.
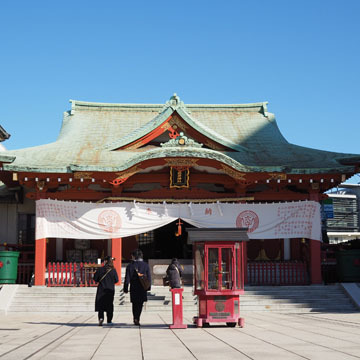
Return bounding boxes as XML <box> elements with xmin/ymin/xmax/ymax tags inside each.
<box><xmin>7</xmin><ymin>284</ymin><xmax>357</xmax><ymax>313</ymax></box>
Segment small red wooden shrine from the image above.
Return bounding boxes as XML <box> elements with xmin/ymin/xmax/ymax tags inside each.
<box><xmin>188</xmin><ymin>228</ymin><xmax>248</xmax><ymax>328</ymax></box>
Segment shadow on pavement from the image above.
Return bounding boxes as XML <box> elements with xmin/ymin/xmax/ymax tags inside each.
<box><xmin>25</xmin><ymin>321</ymin><xmax>170</xmax><ymax>329</ymax></box>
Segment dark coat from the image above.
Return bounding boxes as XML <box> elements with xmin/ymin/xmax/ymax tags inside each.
<box><xmin>166</xmin><ymin>260</ymin><xmax>183</xmax><ymax>288</ymax></box>
<box><xmin>123</xmin><ymin>260</ymin><xmax>151</xmax><ymax>303</ymax></box>
<box><xmin>94</xmin><ymin>266</ymin><xmax>119</xmax><ymax>312</ymax></box>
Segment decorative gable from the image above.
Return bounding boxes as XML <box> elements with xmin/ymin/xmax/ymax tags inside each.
<box><xmin>160</xmin><ymin>132</ymin><xmax>203</xmax><ymax>149</ymax></box>
<box><xmin>108</xmin><ymin>94</ymin><xmax>231</xmax><ymax>152</ymax></box>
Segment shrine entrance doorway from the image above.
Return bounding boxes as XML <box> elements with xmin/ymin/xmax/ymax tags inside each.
<box><xmin>122</xmin><ymin>220</ymin><xmax>195</xmax><ymax>261</ymax></box>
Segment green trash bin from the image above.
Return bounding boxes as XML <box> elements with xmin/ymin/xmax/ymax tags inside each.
<box><xmin>336</xmin><ymin>249</ymin><xmax>360</xmax><ymax>282</ymax></box>
<box><xmin>0</xmin><ymin>251</ymin><xmax>20</xmax><ymax>284</ymax></box>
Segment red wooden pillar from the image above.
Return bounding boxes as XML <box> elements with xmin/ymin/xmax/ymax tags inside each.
<box><xmin>309</xmin><ymin>239</ymin><xmax>322</xmax><ymax>284</ymax></box>
<box><xmin>35</xmin><ymin>238</ymin><xmax>46</xmax><ymax>286</ymax></box>
<box><xmin>112</xmin><ymin>238</ymin><xmax>122</xmax><ymax>285</ymax></box>
<box><xmin>243</xmin><ymin>241</ymin><xmax>248</xmax><ymax>285</ymax></box>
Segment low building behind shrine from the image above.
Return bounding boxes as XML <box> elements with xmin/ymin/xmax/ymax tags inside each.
<box><xmin>326</xmin><ymin>183</ymin><xmax>360</xmax><ymax>244</ymax></box>
<box><xmin>0</xmin><ymin>94</ymin><xmax>359</xmax><ymax>287</ymax></box>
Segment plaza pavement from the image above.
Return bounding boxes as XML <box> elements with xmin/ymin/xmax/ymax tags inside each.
<box><xmin>0</xmin><ymin>310</ymin><xmax>360</xmax><ymax>360</ymax></box>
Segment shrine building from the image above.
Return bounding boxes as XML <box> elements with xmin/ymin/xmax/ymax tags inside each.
<box><xmin>0</xmin><ymin>94</ymin><xmax>359</xmax><ymax>287</ymax></box>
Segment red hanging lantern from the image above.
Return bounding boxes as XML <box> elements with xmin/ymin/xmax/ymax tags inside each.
<box><xmin>176</xmin><ymin>219</ymin><xmax>183</xmax><ymax>236</ymax></box>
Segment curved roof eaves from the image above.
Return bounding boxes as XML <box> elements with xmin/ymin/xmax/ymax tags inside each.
<box><xmin>3</xmin><ymin>142</ymin><xmax>358</xmax><ymax>175</ymax></box>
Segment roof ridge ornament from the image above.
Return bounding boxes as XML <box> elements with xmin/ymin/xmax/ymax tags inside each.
<box><xmin>160</xmin><ymin>93</ymin><xmax>187</xmax><ymax>113</ymax></box>
<box><xmin>160</xmin><ymin>132</ymin><xmax>203</xmax><ymax>148</ymax></box>
<box><xmin>169</xmin><ymin>93</ymin><xmax>182</xmax><ymax>107</ymax></box>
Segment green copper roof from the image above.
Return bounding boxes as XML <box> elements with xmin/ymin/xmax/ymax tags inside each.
<box><xmin>0</xmin><ymin>95</ymin><xmax>359</xmax><ymax>175</ymax></box>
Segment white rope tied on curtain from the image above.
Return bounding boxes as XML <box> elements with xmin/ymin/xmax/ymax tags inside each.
<box><xmin>133</xmin><ymin>200</ymin><xmax>139</xmax><ymax>216</ymax></box>
<box><xmin>216</xmin><ymin>201</ymin><xmax>223</xmax><ymax>216</ymax></box>
<box><xmin>188</xmin><ymin>202</ymin><xmax>194</xmax><ymax>217</ymax></box>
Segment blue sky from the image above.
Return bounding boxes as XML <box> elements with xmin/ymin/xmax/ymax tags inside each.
<box><xmin>1</xmin><ymin>0</ymin><xmax>359</xmax><ymax>183</ymax></box>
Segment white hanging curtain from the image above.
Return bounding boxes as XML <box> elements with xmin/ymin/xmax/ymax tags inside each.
<box><xmin>35</xmin><ymin>199</ymin><xmax>322</xmax><ymax>241</ymax></box>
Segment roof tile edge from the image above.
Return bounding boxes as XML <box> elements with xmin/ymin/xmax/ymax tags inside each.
<box><xmin>69</xmin><ymin>99</ymin><xmax>164</xmax><ymax>108</ymax></box>
<box><xmin>69</xmin><ymin>99</ymin><xmax>268</xmax><ymax>110</ymax></box>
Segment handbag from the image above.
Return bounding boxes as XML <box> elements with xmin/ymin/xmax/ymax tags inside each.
<box><xmin>135</xmin><ymin>265</ymin><xmax>150</xmax><ymax>291</ymax></box>
<box><xmin>162</xmin><ymin>276</ymin><xmax>169</xmax><ymax>287</ymax></box>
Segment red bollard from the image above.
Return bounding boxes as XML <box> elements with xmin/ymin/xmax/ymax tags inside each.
<box><xmin>169</xmin><ymin>288</ymin><xmax>187</xmax><ymax>329</ymax></box>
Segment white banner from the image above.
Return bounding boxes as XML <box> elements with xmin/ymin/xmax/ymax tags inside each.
<box><xmin>35</xmin><ymin>199</ymin><xmax>322</xmax><ymax>241</ymax></box>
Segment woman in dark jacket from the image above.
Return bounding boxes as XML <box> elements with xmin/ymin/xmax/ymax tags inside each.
<box><xmin>166</xmin><ymin>258</ymin><xmax>183</xmax><ymax>289</ymax></box>
<box><xmin>94</xmin><ymin>256</ymin><xmax>119</xmax><ymax>326</ymax></box>
<box><xmin>123</xmin><ymin>249</ymin><xmax>151</xmax><ymax>326</ymax></box>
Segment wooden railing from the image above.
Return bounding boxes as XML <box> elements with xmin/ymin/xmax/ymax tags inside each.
<box><xmin>248</xmin><ymin>261</ymin><xmax>308</xmax><ymax>285</ymax></box>
<box><xmin>46</xmin><ymin>261</ymin><xmax>308</xmax><ymax>287</ymax></box>
<box><xmin>47</xmin><ymin>262</ymin><xmax>102</xmax><ymax>287</ymax></box>
<box><xmin>17</xmin><ymin>263</ymin><xmax>34</xmax><ymax>285</ymax></box>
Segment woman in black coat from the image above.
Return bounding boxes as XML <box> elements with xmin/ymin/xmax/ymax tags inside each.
<box><xmin>123</xmin><ymin>249</ymin><xmax>151</xmax><ymax>326</ymax></box>
<box><xmin>94</xmin><ymin>256</ymin><xmax>119</xmax><ymax>326</ymax></box>
<box><xmin>166</xmin><ymin>258</ymin><xmax>183</xmax><ymax>288</ymax></box>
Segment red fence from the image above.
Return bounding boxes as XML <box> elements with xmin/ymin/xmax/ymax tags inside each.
<box><xmin>248</xmin><ymin>261</ymin><xmax>308</xmax><ymax>285</ymax></box>
<box><xmin>46</xmin><ymin>261</ymin><xmax>307</xmax><ymax>287</ymax></box>
<box><xmin>47</xmin><ymin>262</ymin><xmax>100</xmax><ymax>287</ymax></box>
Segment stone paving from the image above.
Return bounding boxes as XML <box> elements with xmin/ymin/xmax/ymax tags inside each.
<box><xmin>0</xmin><ymin>310</ymin><xmax>360</xmax><ymax>359</ymax></box>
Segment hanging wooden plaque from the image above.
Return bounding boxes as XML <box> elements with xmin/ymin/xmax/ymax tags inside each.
<box><xmin>170</xmin><ymin>167</ymin><xmax>189</xmax><ymax>188</ymax></box>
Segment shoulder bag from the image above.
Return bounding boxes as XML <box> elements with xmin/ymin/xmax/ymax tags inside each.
<box><xmin>98</xmin><ymin>268</ymin><xmax>112</xmax><ymax>283</ymax></box>
<box><xmin>135</xmin><ymin>264</ymin><xmax>150</xmax><ymax>291</ymax></box>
